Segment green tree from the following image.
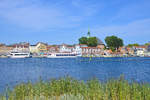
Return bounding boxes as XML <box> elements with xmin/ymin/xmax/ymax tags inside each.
<box><xmin>144</xmin><ymin>43</ymin><xmax>150</xmax><ymax>46</ymax></box>
<box><xmin>105</xmin><ymin>35</ymin><xmax>123</xmax><ymax>51</ymax></box>
<box><xmin>79</xmin><ymin>37</ymin><xmax>88</xmax><ymax>44</ymax></box>
<box><xmin>87</xmin><ymin>37</ymin><xmax>98</xmax><ymax>47</ymax></box>
<box><xmin>127</xmin><ymin>43</ymin><xmax>139</xmax><ymax>47</ymax></box>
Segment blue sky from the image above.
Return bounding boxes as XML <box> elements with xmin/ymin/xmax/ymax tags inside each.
<box><xmin>0</xmin><ymin>0</ymin><xmax>150</xmax><ymax>45</ymax></box>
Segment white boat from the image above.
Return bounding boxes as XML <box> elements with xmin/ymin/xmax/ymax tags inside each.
<box><xmin>47</xmin><ymin>53</ymin><xmax>80</xmax><ymax>58</ymax></box>
<box><xmin>8</xmin><ymin>52</ymin><xmax>30</xmax><ymax>58</ymax></box>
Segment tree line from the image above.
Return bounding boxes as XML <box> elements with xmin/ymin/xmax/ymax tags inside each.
<box><xmin>79</xmin><ymin>31</ymin><xmax>150</xmax><ymax>52</ymax></box>
<box><xmin>79</xmin><ymin>31</ymin><xmax>123</xmax><ymax>52</ymax></box>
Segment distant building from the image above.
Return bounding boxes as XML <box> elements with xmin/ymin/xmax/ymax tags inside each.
<box><xmin>47</xmin><ymin>45</ymin><xmax>59</xmax><ymax>53</ymax></box>
<box><xmin>119</xmin><ymin>46</ymin><xmax>128</xmax><ymax>55</ymax></box>
<box><xmin>147</xmin><ymin>45</ymin><xmax>150</xmax><ymax>52</ymax></box>
<box><xmin>104</xmin><ymin>49</ymin><xmax>113</xmax><ymax>56</ymax></box>
<box><xmin>12</xmin><ymin>42</ymin><xmax>30</xmax><ymax>52</ymax></box>
<box><xmin>74</xmin><ymin>44</ymin><xmax>82</xmax><ymax>54</ymax></box>
<box><xmin>59</xmin><ymin>44</ymin><xmax>82</xmax><ymax>55</ymax></box>
<box><xmin>29</xmin><ymin>42</ymin><xmax>48</xmax><ymax>54</ymax></box>
<box><xmin>29</xmin><ymin>45</ymin><xmax>37</xmax><ymax>53</ymax></box>
<box><xmin>59</xmin><ymin>44</ymin><xmax>74</xmax><ymax>53</ymax></box>
<box><xmin>127</xmin><ymin>47</ymin><xmax>136</xmax><ymax>56</ymax></box>
<box><xmin>134</xmin><ymin>46</ymin><xmax>147</xmax><ymax>56</ymax></box>
<box><xmin>81</xmin><ymin>45</ymin><xmax>104</xmax><ymax>56</ymax></box>
<box><xmin>97</xmin><ymin>44</ymin><xmax>105</xmax><ymax>49</ymax></box>
<box><xmin>0</xmin><ymin>44</ymin><xmax>13</xmax><ymax>55</ymax></box>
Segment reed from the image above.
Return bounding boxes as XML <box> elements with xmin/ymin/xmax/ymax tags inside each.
<box><xmin>0</xmin><ymin>76</ymin><xmax>150</xmax><ymax>100</ymax></box>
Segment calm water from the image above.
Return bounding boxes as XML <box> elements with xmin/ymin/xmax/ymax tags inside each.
<box><xmin>0</xmin><ymin>57</ymin><xmax>150</xmax><ymax>92</ymax></box>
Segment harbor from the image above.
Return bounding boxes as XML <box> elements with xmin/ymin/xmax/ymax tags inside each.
<box><xmin>1</xmin><ymin>42</ymin><xmax>150</xmax><ymax>58</ymax></box>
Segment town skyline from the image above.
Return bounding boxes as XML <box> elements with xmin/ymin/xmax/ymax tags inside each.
<box><xmin>0</xmin><ymin>0</ymin><xmax>150</xmax><ymax>45</ymax></box>
<box><xmin>0</xmin><ymin>35</ymin><xmax>149</xmax><ymax>46</ymax></box>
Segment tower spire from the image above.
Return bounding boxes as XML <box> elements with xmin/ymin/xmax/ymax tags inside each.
<box><xmin>87</xmin><ymin>28</ymin><xmax>91</xmax><ymax>38</ymax></box>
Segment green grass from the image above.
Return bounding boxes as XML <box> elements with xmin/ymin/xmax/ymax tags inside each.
<box><xmin>0</xmin><ymin>76</ymin><xmax>150</xmax><ymax>100</ymax></box>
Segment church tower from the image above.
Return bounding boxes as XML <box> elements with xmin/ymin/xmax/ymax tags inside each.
<box><xmin>87</xmin><ymin>29</ymin><xmax>91</xmax><ymax>38</ymax></box>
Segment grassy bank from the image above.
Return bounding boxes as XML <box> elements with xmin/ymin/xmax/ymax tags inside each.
<box><xmin>0</xmin><ymin>76</ymin><xmax>150</xmax><ymax>100</ymax></box>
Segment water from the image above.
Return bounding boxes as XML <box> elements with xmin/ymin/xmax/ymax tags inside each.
<box><xmin>0</xmin><ymin>57</ymin><xmax>150</xmax><ymax>92</ymax></box>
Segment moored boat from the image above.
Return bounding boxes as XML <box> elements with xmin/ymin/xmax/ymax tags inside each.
<box><xmin>8</xmin><ymin>52</ymin><xmax>30</xmax><ymax>58</ymax></box>
<box><xmin>47</xmin><ymin>52</ymin><xmax>81</xmax><ymax>58</ymax></box>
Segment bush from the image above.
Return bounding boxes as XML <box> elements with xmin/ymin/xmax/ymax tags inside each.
<box><xmin>1</xmin><ymin>76</ymin><xmax>150</xmax><ymax>100</ymax></box>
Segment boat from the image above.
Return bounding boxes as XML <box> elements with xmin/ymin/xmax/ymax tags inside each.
<box><xmin>8</xmin><ymin>52</ymin><xmax>30</xmax><ymax>58</ymax></box>
<box><xmin>47</xmin><ymin>52</ymin><xmax>81</xmax><ymax>58</ymax></box>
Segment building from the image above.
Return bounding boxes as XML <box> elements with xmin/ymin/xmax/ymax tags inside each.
<box><xmin>97</xmin><ymin>44</ymin><xmax>105</xmax><ymax>49</ymax></box>
<box><xmin>47</xmin><ymin>45</ymin><xmax>59</xmax><ymax>53</ymax></box>
<box><xmin>134</xmin><ymin>46</ymin><xmax>147</xmax><ymax>56</ymax></box>
<box><xmin>59</xmin><ymin>44</ymin><xmax>74</xmax><ymax>53</ymax></box>
<box><xmin>29</xmin><ymin>42</ymin><xmax>48</xmax><ymax>55</ymax></box>
<box><xmin>81</xmin><ymin>45</ymin><xmax>104</xmax><ymax>56</ymax></box>
<box><xmin>147</xmin><ymin>45</ymin><xmax>150</xmax><ymax>52</ymax></box>
<box><xmin>119</xmin><ymin>46</ymin><xmax>129</xmax><ymax>56</ymax></box>
<box><xmin>127</xmin><ymin>47</ymin><xmax>136</xmax><ymax>56</ymax></box>
<box><xmin>0</xmin><ymin>44</ymin><xmax>13</xmax><ymax>55</ymax></box>
<box><xmin>74</xmin><ymin>44</ymin><xmax>82</xmax><ymax>54</ymax></box>
<box><xmin>12</xmin><ymin>42</ymin><xmax>30</xmax><ymax>52</ymax></box>
<box><xmin>104</xmin><ymin>50</ymin><xmax>113</xmax><ymax>56</ymax></box>
<box><xmin>59</xmin><ymin>44</ymin><xmax>82</xmax><ymax>55</ymax></box>
<box><xmin>29</xmin><ymin>45</ymin><xmax>37</xmax><ymax>53</ymax></box>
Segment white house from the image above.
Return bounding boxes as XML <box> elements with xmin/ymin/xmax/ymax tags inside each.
<box><xmin>59</xmin><ymin>44</ymin><xmax>73</xmax><ymax>53</ymax></box>
<box><xmin>74</xmin><ymin>44</ymin><xmax>82</xmax><ymax>55</ymax></box>
<box><xmin>135</xmin><ymin>46</ymin><xmax>147</xmax><ymax>56</ymax></box>
<box><xmin>12</xmin><ymin>42</ymin><xmax>30</xmax><ymax>53</ymax></box>
<box><xmin>59</xmin><ymin>44</ymin><xmax>82</xmax><ymax>55</ymax></box>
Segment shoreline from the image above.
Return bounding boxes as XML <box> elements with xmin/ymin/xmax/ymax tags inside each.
<box><xmin>0</xmin><ymin>55</ymin><xmax>149</xmax><ymax>58</ymax></box>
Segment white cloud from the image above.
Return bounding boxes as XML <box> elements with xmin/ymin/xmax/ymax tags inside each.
<box><xmin>0</xmin><ymin>0</ymin><xmax>94</xmax><ymax>31</ymax></box>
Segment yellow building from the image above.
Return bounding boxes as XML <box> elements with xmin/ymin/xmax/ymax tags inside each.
<box><xmin>29</xmin><ymin>42</ymin><xmax>48</xmax><ymax>54</ymax></box>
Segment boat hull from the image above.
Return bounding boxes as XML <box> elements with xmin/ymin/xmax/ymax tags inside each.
<box><xmin>10</xmin><ymin>56</ymin><xmax>30</xmax><ymax>58</ymax></box>
<box><xmin>47</xmin><ymin>56</ymin><xmax>77</xmax><ymax>58</ymax></box>
<box><xmin>9</xmin><ymin>52</ymin><xmax>30</xmax><ymax>58</ymax></box>
<box><xmin>47</xmin><ymin>53</ymin><xmax>81</xmax><ymax>58</ymax></box>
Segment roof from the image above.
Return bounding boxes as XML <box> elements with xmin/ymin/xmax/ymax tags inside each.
<box><xmin>36</xmin><ymin>42</ymin><xmax>48</xmax><ymax>46</ymax></box>
<box><xmin>134</xmin><ymin>45</ymin><xmax>147</xmax><ymax>48</ymax></box>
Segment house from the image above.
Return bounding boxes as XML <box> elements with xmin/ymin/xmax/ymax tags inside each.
<box><xmin>0</xmin><ymin>44</ymin><xmax>13</xmax><ymax>55</ymax></box>
<box><xmin>134</xmin><ymin>46</ymin><xmax>147</xmax><ymax>56</ymax></box>
<box><xmin>74</xmin><ymin>44</ymin><xmax>82</xmax><ymax>54</ymax></box>
<box><xmin>29</xmin><ymin>45</ymin><xmax>37</xmax><ymax>53</ymax></box>
<box><xmin>104</xmin><ymin>50</ymin><xmax>113</xmax><ymax>56</ymax></box>
<box><xmin>36</xmin><ymin>42</ymin><xmax>48</xmax><ymax>53</ymax></box>
<box><xmin>29</xmin><ymin>42</ymin><xmax>48</xmax><ymax>54</ymax></box>
<box><xmin>147</xmin><ymin>45</ymin><xmax>150</xmax><ymax>52</ymax></box>
<box><xmin>81</xmin><ymin>46</ymin><xmax>104</xmax><ymax>56</ymax></box>
<box><xmin>97</xmin><ymin>44</ymin><xmax>105</xmax><ymax>49</ymax></box>
<box><xmin>59</xmin><ymin>44</ymin><xmax>74</xmax><ymax>53</ymax></box>
<box><xmin>12</xmin><ymin>42</ymin><xmax>30</xmax><ymax>52</ymax></box>
<box><xmin>119</xmin><ymin>46</ymin><xmax>129</xmax><ymax>56</ymax></box>
<box><xmin>127</xmin><ymin>47</ymin><xmax>136</xmax><ymax>56</ymax></box>
<box><xmin>47</xmin><ymin>45</ymin><xmax>59</xmax><ymax>53</ymax></box>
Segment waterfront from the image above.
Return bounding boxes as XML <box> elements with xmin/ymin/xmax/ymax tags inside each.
<box><xmin>0</xmin><ymin>57</ymin><xmax>150</xmax><ymax>92</ymax></box>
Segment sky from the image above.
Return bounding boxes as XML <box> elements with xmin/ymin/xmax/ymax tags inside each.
<box><xmin>0</xmin><ymin>0</ymin><xmax>150</xmax><ymax>45</ymax></box>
